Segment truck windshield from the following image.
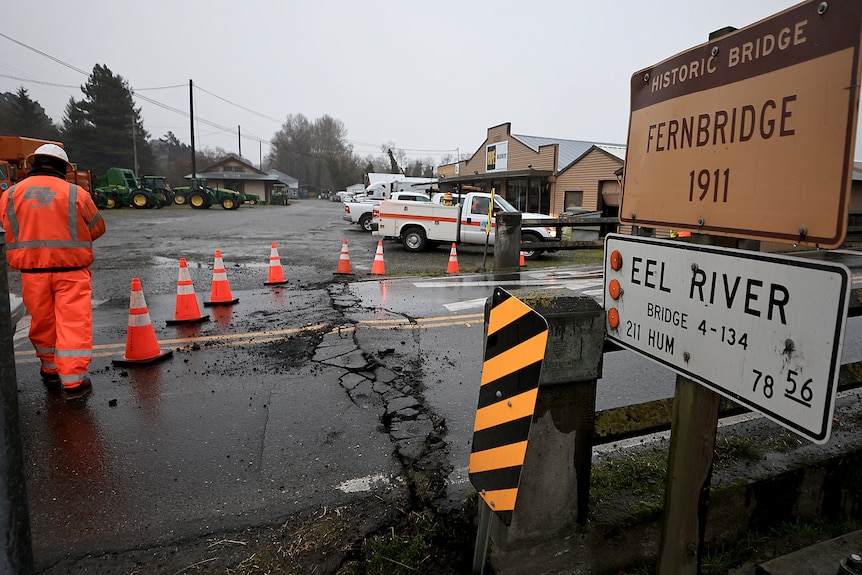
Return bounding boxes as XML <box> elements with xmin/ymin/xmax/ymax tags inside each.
<box><xmin>493</xmin><ymin>196</ymin><xmax>518</xmax><ymax>213</ymax></box>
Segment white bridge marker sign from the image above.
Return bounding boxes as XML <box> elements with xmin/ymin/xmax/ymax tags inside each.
<box><xmin>603</xmin><ymin>234</ymin><xmax>850</xmax><ymax>444</ymax></box>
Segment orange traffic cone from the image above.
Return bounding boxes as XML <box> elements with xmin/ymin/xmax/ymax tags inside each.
<box><xmin>334</xmin><ymin>238</ymin><xmax>354</xmax><ymax>275</ymax></box>
<box><xmin>167</xmin><ymin>258</ymin><xmax>210</xmax><ymax>325</ymax></box>
<box><xmin>371</xmin><ymin>240</ymin><xmax>385</xmax><ymax>275</ymax></box>
<box><xmin>204</xmin><ymin>249</ymin><xmax>239</xmax><ymax>306</ymax></box>
<box><xmin>265</xmin><ymin>242</ymin><xmax>288</xmax><ymax>285</ymax></box>
<box><xmin>446</xmin><ymin>243</ymin><xmax>459</xmax><ymax>274</ymax></box>
<box><xmin>112</xmin><ymin>278</ymin><xmax>173</xmax><ymax>366</ymax></box>
<box><xmin>520</xmin><ymin>251</ymin><xmax>527</xmax><ymax>267</ymax></box>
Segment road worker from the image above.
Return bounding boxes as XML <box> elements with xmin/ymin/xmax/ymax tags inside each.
<box><xmin>0</xmin><ymin>144</ymin><xmax>106</xmax><ymax>400</ymax></box>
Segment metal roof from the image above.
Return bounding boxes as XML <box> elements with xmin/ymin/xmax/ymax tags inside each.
<box><xmin>511</xmin><ymin>134</ymin><xmax>625</xmax><ymax>171</ymax></box>
<box><xmin>185</xmin><ymin>171</ymin><xmax>281</xmax><ymax>182</ymax></box>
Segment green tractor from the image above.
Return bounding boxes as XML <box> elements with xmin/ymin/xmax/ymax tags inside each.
<box><xmin>173</xmin><ymin>178</ymin><xmax>243</xmax><ymax>210</ymax></box>
<box><xmin>94</xmin><ymin>168</ymin><xmax>164</xmax><ymax>209</ymax></box>
<box><xmin>242</xmin><ymin>192</ymin><xmax>263</xmax><ymax>205</ymax></box>
<box><xmin>140</xmin><ymin>175</ymin><xmax>174</xmax><ymax>207</ymax></box>
<box><xmin>270</xmin><ymin>183</ymin><xmax>290</xmax><ymax>205</ymax></box>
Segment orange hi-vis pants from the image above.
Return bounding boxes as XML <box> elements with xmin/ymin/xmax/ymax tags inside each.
<box><xmin>21</xmin><ymin>269</ymin><xmax>93</xmax><ymax>389</ymax></box>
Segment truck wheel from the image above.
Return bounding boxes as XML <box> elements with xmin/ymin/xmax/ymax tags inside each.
<box><xmin>221</xmin><ymin>197</ymin><xmax>235</xmax><ymax>210</ymax></box>
<box><xmin>359</xmin><ymin>213</ymin><xmax>374</xmax><ymax>233</ymax></box>
<box><xmin>521</xmin><ymin>234</ymin><xmax>542</xmax><ymax>260</ymax></box>
<box><xmin>174</xmin><ymin>193</ymin><xmax>186</xmax><ymax>205</ymax></box>
<box><xmin>131</xmin><ymin>191</ymin><xmax>152</xmax><ymax>209</ymax></box>
<box><xmin>189</xmin><ymin>191</ymin><xmax>208</xmax><ymax>209</ymax></box>
<box><xmin>402</xmin><ymin>227</ymin><xmax>427</xmax><ymax>252</ymax></box>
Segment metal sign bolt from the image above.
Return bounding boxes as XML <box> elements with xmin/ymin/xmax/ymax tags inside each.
<box><xmin>711</xmin><ymin>46</ymin><xmax>720</xmax><ymax>56</ymax></box>
<box><xmin>838</xmin><ymin>553</ymin><xmax>862</xmax><ymax>574</ymax></box>
<box><xmin>643</xmin><ymin>73</ymin><xmax>650</xmax><ymax>83</ymax></box>
<box><xmin>799</xmin><ymin>226</ymin><xmax>808</xmax><ymax>237</ymax></box>
<box><xmin>697</xmin><ymin>217</ymin><xmax>705</xmax><ymax>227</ymax></box>
<box><xmin>683</xmin><ymin>352</ymin><xmax>691</xmax><ymax>362</ymax></box>
<box><xmin>818</xmin><ymin>2</ymin><xmax>829</xmax><ymax>15</ymax></box>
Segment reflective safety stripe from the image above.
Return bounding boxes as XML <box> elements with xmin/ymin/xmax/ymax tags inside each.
<box><xmin>478</xmin><ymin>488</ymin><xmax>519</xmax><ymax>512</ymax></box>
<box><xmin>60</xmin><ymin>372</ymin><xmax>88</xmax><ymax>385</ymax></box>
<box><xmin>128</xmin><ymin>312</ymin><xmax>154</xmax><ymax>327</ymax></box>
<box><xmin>40</xmin><ymin>360</ymin><xmax>57</xmax><ymax>370</ymax></box>
<box><xmin>177</xmin><ymin>283</ymin><xmax>195</xmax><ymax>295</ymax></box>
<box><xmin>4</xmin><ymin>184</ymin><xmax>19</xmax><ymax>238</ymax></box>
<box><xmin>130</xmin><ymin>290</ymin><xmax>147</xmax><ymax>309</ymax></box>
<box><xmin>7</xmin><ymin>239</ymin><xmax>94</xmax><ymax>250</ymax></box>
<box><xmin>34</xmin><ymin>344</ymin><xmax>56</xmax><ymax>355</ymax></box>
<box><xmin>87</xmin><ymin>212</ymin><xmax>104</xmax><ymax>231</ymax></box>
<box><xmin>469</xmin><ymin>441</ymin><xmax>528</xmax><ymax>474</ymax></box>
<box><xmin>55</xmin><ymin>349</ymin><xmax>92</xmax><ymax>360</ymax></box>
<box><xmin>67</xmin><ymin>184</ymin><xmax>78</xmax><ymax>237</ymax></box>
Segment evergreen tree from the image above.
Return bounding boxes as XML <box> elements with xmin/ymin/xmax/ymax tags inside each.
<box><xmin>61</xmin><ymin>64</ymin><xmax>154</xmax><ymax>177</ymax></box>
<box><xmin>151</xmin><ymin>131</ymin><xmax>192</xmax><ymax>187</ymax></box>
<box><xmin>0</xmin><ymin>87</ymin><xmax>61</xmax><ymax>140</ymax></box>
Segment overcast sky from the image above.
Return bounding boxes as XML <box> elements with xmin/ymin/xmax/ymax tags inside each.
<box><xmin>2</xmin><ymin>0</ymin><xmax>859</xmax><ymax>165</ymax></box>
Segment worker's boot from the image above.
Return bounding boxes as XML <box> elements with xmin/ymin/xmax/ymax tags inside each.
<box><xmin>63</xmin><ymin>378</ymin><xmax>92</xmax><ymax>401</ymax></box>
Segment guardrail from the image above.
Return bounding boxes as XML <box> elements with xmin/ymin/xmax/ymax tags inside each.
<box><xmin>520</xmin><ymin>215</ymin><xmax>617</xmax><ymax>250</ymax></box>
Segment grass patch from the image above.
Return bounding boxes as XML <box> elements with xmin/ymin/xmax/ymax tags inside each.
<box><xmin>342</xmin><ymin>510</ymin><xmax>440</xmax><ymax>575</ymax></box>
<box><xmin>714</xmin><ymin>436</ymin><xmax>763</xmax><ymax>467</ymax></box>
<box><xmin>226</xmin><ymin>513</ymin><xmax>348</xmax><ymax>574</ymax></box>
<box><xmin>591</xmin><ymin>449</ymin><xmax>667</xmax><ymax>508</ymax></box>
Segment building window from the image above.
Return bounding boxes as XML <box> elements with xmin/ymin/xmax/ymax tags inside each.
<box><xmin>223</xmin><ymin>166</ymin><xmax>243</xmax><ymax>172</ymax></box>
<box><xmin>508</xmin><ymin>178</ymin><xmax>527</xmax><ymax>211</ymax></box>
<box><xmin>564</xmin><ymin>191</ymin><xmax>584</xmax><ymax>213</ymax></box>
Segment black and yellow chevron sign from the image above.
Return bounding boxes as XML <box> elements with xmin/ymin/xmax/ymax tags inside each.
<box><xmin>469</xmin><ymin>288</ymin><xmax>549</xmax><ymax>526</ymax></box>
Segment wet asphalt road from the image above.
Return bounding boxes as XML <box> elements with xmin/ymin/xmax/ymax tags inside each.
<box><xmin>10</xmin><ymin>200</ymin><xmax>623</xmax><ymax>570</ymax></box>
<box><xmin>10</xmin><ymin>199</ymin><xmax>862</xmax><ymax>571</ymax></box>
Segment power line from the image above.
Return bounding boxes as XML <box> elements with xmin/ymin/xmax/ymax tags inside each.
<box><xmin>0</xmin><ymin>73</ymin><xmax>79</xmax><ymax>89</ymax></box>
<box><xmin>0</xmin><ymin>32</ymin><xmax>460</xmax><ymax>159</ymax></box>
<box><xmin>0</xmin><ymin>32</ymin><xmax>89</xmax><ymax>76</ymax></box>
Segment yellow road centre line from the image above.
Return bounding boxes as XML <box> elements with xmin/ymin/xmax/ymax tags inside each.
<box><xmin>14</xmin><ymin>313</ymin><xmax>483</xmax><ymax>363</ymax></box>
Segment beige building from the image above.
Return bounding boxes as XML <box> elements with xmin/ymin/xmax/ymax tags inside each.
<box><xmin>191</xmin><ymin>157</ymin><xmax>290</xmax><ymax>204</ymax></box>
<box><xmin>437</xmin><ymin>122</ymin><xmax>625</xmax><ymax>222</ymax></box>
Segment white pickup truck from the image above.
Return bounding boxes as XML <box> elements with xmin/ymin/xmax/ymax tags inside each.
<box><xmin>343</xmin><ymin>191</ymin><xmax>431</xmax><ymax>232</ymax></box>
<box><xmin>372</xmin><ymin>191</ymin><xmax>559</xmax><ymax>259</ymax></box>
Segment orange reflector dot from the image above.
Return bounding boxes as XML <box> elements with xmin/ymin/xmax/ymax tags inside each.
<box><xmin>608</xmin><ymin>279</ymin><xmax>621</xmax><ymax>300</ymax></box>
<box><xmin>607</xmin><ymin>308</ymin><xmax>620</xmax><ymax>329</ymax></box>
<box><xmin>610</xmin><ymin>250</ymin><xmax>623</xmax><ymax>271</ymax></box>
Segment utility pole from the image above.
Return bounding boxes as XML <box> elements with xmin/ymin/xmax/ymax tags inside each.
<box><xmin>189</xmin><ymin>79</ymin><xmax>196</xmax><ymax>178</ymax></box>
<box><xmin>131</xmin><ymin>120</ymin><xmax>139</xmax><ymax>177</ymax></box>
<box><xmin>238</xmin><ymin>125</ymin><xmax>241</xmax><ymax>158</ymax></box>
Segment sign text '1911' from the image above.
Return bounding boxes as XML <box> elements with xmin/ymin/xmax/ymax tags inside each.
<box><xmin>689</xmin><ymin>168</ymin><xmax>730</xmax><ymax>202</ymax></box>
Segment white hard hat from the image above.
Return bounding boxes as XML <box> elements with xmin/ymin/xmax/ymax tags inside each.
<box><xmin>27</xmin><ymin>143</ymin><xmax>70</xmax><ymax>168</ymax></box>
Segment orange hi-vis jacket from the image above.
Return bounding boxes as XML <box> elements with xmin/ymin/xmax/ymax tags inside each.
<box><xmin>1</xmin><ymin>175</ymin><xmax>106</xmax><ymax>270</ymax></box>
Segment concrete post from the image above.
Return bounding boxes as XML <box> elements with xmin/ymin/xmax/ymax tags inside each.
<box><xmin>0</xmin><ymin>225</ymin><xmax>34</xmax><ymax>575</ymax></box>
<box><xmin>494</xmin><ymin>212</ymin><xmax>521</xmax><ymax>274</ymax></box>
<box><xmin>488</xmin><ymin>290</ymin><xmax>604</xmax><ymax>575</ymax></box>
